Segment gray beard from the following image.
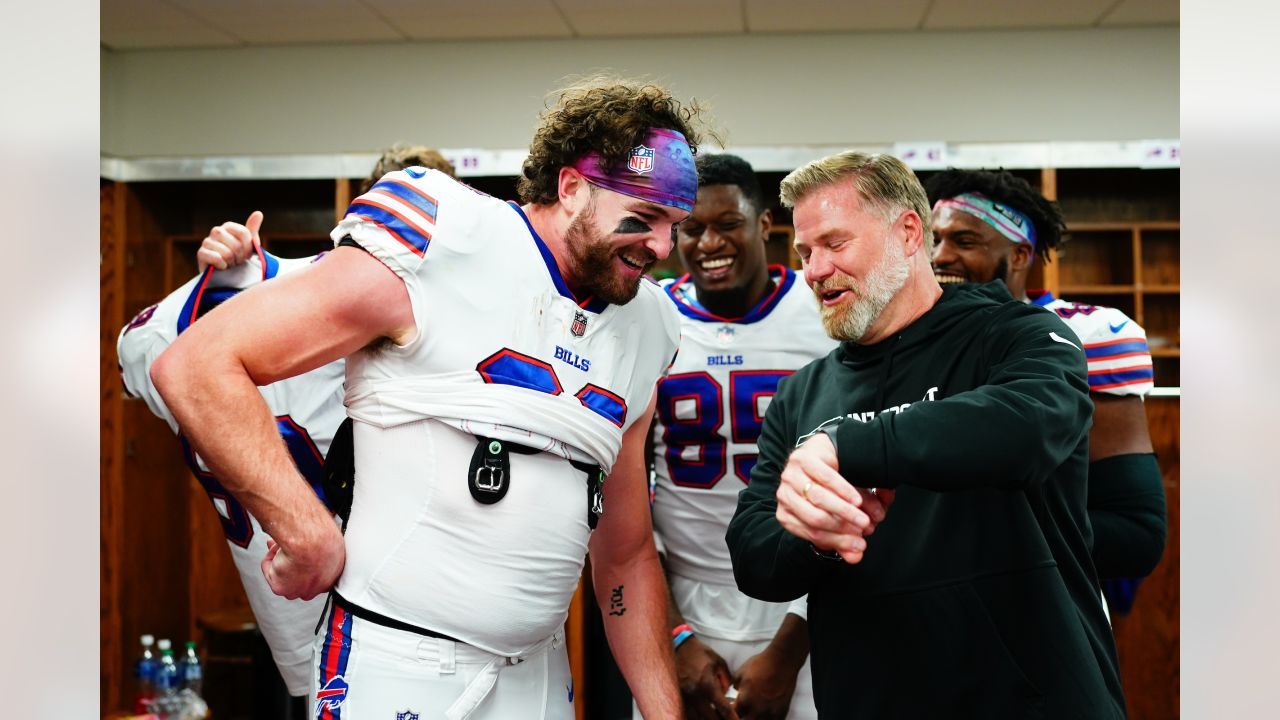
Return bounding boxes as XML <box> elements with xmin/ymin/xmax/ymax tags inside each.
<box><xmin>817</xmin><ymin>241</ymin><xmax>911</xmax><ymax>343</ymax></box>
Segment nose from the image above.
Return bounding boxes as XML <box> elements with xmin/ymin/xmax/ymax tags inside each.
<box><xmin>804</xmin><ymin>246</ymin><xmax>835</xmax><ymax>286</ymax></box>
<box><xmin>647</xmin><ymin>224</ymin><xmax>675</xmax><ymax>261</ymax></box>
<box><xmin>695</xmin><ymin>226</ymin><xmax>725</xmax><ymax>254</ymax></box>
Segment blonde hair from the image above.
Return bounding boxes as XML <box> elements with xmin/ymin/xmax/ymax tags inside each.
<box><xmin>361</xmin><ymin>145</ymin><xmax>457</xmax><ymax>193</ymax></box>
<box><xmin>780</xmin><ymin>151</ymin><xmax>933</xmax><ymax>254</ymax></box>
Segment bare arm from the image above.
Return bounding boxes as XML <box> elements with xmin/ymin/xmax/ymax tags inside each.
<box><xmin>589</xmin><ymin>392</ymin><xmax>681</xmax><ymax>719</ymax></box>
<box><xmin>151</xmin><ymin>246</ymin><xmax>414</xmax><ymax>599</ymax></box>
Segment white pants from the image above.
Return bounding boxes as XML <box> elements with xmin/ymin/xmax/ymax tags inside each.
<box><xmin>312</xmin><ymin>603</ymin><xmax>574</xmax><ymax>720</ymax></box>
<box><xmin>632</xmin><ymin>633</ymin><xmax>817</xmax><ymax>720</ymax></box>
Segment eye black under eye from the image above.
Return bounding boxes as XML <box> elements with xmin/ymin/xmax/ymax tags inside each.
<box><xmin>616</xmin><ymin>218</ymin><xmax>652</xmax><ymax>234</ymax></box>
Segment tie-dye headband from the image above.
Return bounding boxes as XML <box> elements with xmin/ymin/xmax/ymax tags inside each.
<box><xmin>933</xmin><ymin>192</ymin><xmax>1038</xmax><ymax>251</ymax></box>
<box><xmin>572</xmin><ymin>128</ymin><xmax>697</xmax><ymax>213</ymax></box>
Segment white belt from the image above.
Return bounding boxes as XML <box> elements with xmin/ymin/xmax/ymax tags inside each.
<box><xmin>431</xmin><ymin>629</ymin><xmax>564</xmax><ymax>720</ymax></box>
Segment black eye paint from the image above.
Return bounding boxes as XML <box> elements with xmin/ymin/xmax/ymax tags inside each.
<box><xmin>615</xmin><ymin>218</ymin><xmax>652</xmax><ymax>234</ymax></box>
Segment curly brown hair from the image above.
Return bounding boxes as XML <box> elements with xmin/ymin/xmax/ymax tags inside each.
<box><xmin>517</xmin><ymin>76</ymin><xmax>711</xmax><ymax>205</ymax></box>
<box><xmin>361</xmin><ymin>145</ymin><xmax>457</xmax><ymax>193</ymax></box>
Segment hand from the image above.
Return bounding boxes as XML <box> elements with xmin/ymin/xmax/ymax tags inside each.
<box><xmin>675</xmin><ymin>636</ymin><xmax>740</xmax><ymax>720</ymax></box>
<box><xmin>732</xmin><ymin>648</ymin><xmax>797</xmax><ymax>720</ymax></box>
<box><xmin>261</xmin><ymin>532</ymin><xmax>344</xmax><ymax>601</ymax></box>
<box><xmin>197</xmin><ymin>210</ymin><xmax>264</xmax><ymax>272</ymax></box>
<box><xmin>775</xmin><ymin>433</ymin><xmax>891</xmax><ymax>564</ymax></box>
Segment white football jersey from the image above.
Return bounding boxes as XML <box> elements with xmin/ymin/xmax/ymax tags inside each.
<box><xmin>652</xmin><ymin>266</ymin><xmax>836</xmax><ymax>640</ymax></box>
<box><xmin>328</xmin><ymin>168</ymin><xmax>681</xmax><ymax>655</ymax></box>
<box><xmin>116</xmin><ymin>249</ymin><xmax>346</xmax><ymax>696</ymax></box>
<box><xmin>1032</xmin><ymin>292</ymin><xmax>1155</xmax><ymax>396</ymax></box>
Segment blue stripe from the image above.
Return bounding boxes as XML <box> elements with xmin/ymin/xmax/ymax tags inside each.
<box><xmin>1032</xmin><ymin>291</ymin><xmax>1056</xmax><ymax>307</ymax></box>
<box><xmin>369</xmin><ymin>180</ymin><xmax>439</xmax><ymax>223</ymax></box>
<box><xmin>262</xmin><ymin>249</ymin><xmax>279</xmax><ymax>280</ymax></box>
<box><xmin>578</xmin><ymin>387</ymin><xmax>626</xmax><ymax>427</ymax></box>
<box><xmin>318</xmin><ymin>604</ymin><xmax>336</xmax><ymax>684</ymax></box>
<box><xmin>507</xmin><ymin>202</ymin><xmax>610</xmax><ymax>313</ymax></box>
<box><xmin>349</xmin><ymin>202</ymin><xmax>431</xmax><ymax>254</ymax></box>
<box><xmin>1090</xmin><ymin>366</ymin><xmax>1154</xmax><ymax>387</ymax></box>
<box><xmin>176</xmin><ymin>268</ymin><xmax>214</xmax><ymax>335</ymax></box>
<box><xmin>1084</xmin><ymin>340</ymin><xmax>1149</xmax><ymax>359</ymax></box>
<box><xmin>666</xmin><ymin>266</ymin><xmax>796</xmax><ymax>324</ymax></box>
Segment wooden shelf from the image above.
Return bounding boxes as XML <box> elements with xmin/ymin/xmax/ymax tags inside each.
<box><xmin>1139</xmin><ymin>284</ymin><xmax>1180</xmax><ymax>294</ymax></box>
<box><xmin>1060</xmin><ymin>284</ymin><xmax>1136</xmax><ymax>294</ymax></box>
<box><xmin>1149</xmin><ymin>347</ymin><xmax>1181</xmax><ymax>358</ymax></box>
<box><xmin>1068</xmin><ymin>220</ymin><xmax>1180</xmax><ymax>232</ymax></box>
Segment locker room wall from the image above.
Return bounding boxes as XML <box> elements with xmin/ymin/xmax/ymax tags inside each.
<box><xmin>101</xmin><ymin>26</ymin><xmax>1177</xmax><ymax>158</ymax></box>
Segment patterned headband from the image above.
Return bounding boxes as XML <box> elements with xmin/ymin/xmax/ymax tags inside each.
<box><xmin>933</xmin><ymin>192</ymin><xmax>1038</xmax><ymax>251</ymax></box>
<box><xmin>571</xmin><ymin>128</ymin><xmax>697</xmax><ymax>213</ymax></box>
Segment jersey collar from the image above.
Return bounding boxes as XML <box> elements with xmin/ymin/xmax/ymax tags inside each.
<box><xmin>665</xmin><ymin>265</ymin><xmax>795</xmax><ymax>324</ymax></box>
<box><xmin>507</xmin><ymin>201</ymin><xmax>610</xmax><ymax>314</ymax></box>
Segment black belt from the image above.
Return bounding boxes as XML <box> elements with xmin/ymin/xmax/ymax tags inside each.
<box><xmin>331</xmin><ymin>590</ymin><xmax>461</xmax><ymax>643</ymax></box>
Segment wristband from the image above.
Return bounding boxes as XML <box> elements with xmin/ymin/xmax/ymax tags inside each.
<box><xmin>671</xmin><ymin>623</ymin><xmax>695</xmax><ymax>649</ymax></box>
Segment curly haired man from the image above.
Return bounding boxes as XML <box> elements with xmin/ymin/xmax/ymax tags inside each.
<box><xmin>152</xmin><ymin>77</ymin><xmax>708</xmax><ymax>719</ymax></box>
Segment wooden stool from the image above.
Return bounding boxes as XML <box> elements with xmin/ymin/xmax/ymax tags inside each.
<box><xmin>197</xmin><ymin>609</ymin><xmax>296</xmax><ymax>720</ymax></box>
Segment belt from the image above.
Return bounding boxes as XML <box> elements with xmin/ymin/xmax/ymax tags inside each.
<box><xmin>331</xmin><ymin>590</ymin><xmax>461</xmax><ymax>643</ymax></box>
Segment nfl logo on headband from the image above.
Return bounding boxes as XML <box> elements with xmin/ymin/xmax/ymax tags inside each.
<box><xmin>628</xmin><ymin>145</ymin><xmax>655</xmax><ymax>175</ymax></box>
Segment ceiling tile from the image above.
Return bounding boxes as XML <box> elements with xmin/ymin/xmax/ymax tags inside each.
<box><xmin>1100</xmin><ymin>0</ymin><xmax>1179</xmax><ymax>26</ymax></box>
<box><xmin>924</xmin><ymin>0</ymin><xmax>1116</xmax><ymax>30</ymax></box>
<box><xmin>556</xmin><ymin>0</ymin><xmax>743</xmax><ymax>37</ymax></box>
<box><xmin>168</xmin><ymin>0</ymin><xmax>403</xmax><ymax>44</ymax></box>
<box><xmin>365</xmin><ymin>0</ymin><xmax>572</xmax><ymax>40</ymax></box>
<box><xmin>746</xmin><ymin>0</ymin><xmax>930</xmax><ymax>33</ymax></box>
<box><xmin>102</xmin><ymin>0</ymin><xmax>241</xmax><ymax>49</ymax></box>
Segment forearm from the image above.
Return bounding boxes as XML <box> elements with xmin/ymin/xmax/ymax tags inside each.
<box><xmin>765</xmin><ymin>611</ymin><xmax>810</xmax><ymax>673</ymax></box>
<box><xmin>1088</xmin><ymin>453</ymin><xmax>1167</xmax><ymax>578</ymax></box>
<box><xmin>592</xmin><ymin>547</ymin><xmax>680</xmax><ymax>718</ymax></box>
<box><xmin>727</xmin><ymin>480</ymin><xmax>825</xmax><ymax>601</ymax></box>
<box><xmin>151</xmin><ymin>342</ymin><xmax>336</xmax><ymax>558</ymax></box>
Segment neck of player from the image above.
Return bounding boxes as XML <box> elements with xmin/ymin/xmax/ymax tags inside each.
<box><xmin>697</xmin><ymin>268</ymin><xmax>774</xmax><ymax>320</ymax></box>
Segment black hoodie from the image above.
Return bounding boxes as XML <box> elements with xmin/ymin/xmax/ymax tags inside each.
<box><xmin>727</xmin><ymin>281</ymin><xmax>1125</xmax><ymax>718</ymax></box>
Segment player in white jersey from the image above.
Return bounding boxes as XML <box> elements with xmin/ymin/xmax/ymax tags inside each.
<box><xmin>151</xmin><ymin>78</ymin><xmax>708</xmax><ymax>719</ymax></box>
<box><xmin>928</xmin><ymin>169</ymin><xmax>1167</xmax><ymax>606</ymax></box>
<box><xmin>650</xmin><ymin>154</ymin><xmax>836</xmax><ymax>720</ymax></box>
<box><xmin>117</xmin><ymin>146</ymin><xmax>458</xmax><ymax>716</ymax></box>
<box><xmin>117</xmin><ymin>238</ymin><xmax>343</xmax><ymax>701</ymax></box>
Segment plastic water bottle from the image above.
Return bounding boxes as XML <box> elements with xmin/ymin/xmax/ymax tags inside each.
<box><xmin>156</xmin><ymin>639</ymin><xmax>180</xmax><ymax>695</ymax></box>
<box><xmin>181</xmin><ymin>640</ymin><xmax>203</xmax><ymax>696</ymax></box>
<box><xmin>133</xmin><ymin>634</ymin><xmax>158</xmax><ymax>713</ymax></box>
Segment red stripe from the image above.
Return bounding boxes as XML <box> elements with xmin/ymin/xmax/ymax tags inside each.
<box><xmin>1084</xmin><ymin>337</ymin><xmax>1146</xmax><ymax>349</ymax></box>
<box><xmin>368</xmin><ymin>187</ymin><xmax>438</xmax><ymax>226</ymax></box>
<box><xmin>1091</xmin><ymin>377</ymin><xmax>1154</xmax><ymax>391</ymax></box>
<box><xmin>1088</xmin><ymin>362</ymin><xmax>1153</xmax><ymax>376</ymax></box>
<box><xmin>324</xmin><ymin>605</ymin><xmax>346</xmax><ymax>684</ymax></box>
<box><xmin>352</xmin><ymin>197</ymin><xmax>434</xmax><ymax>247</ymax></box>
<box><xmin>1087</xmin><ymin>351</ymin><xmax>1150</xmax><ymax>363</ymax></box>
<box><xmin>348</xmin><ymin>213</ymin><xmax>426</xmax><ymax>258</ymax></box>
<box><xmin>187</xmin><ymin>269</ymin><xmax>213</xmax><ymax>327</ymax></box>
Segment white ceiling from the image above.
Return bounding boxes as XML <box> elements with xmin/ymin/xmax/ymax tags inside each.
<box><xmin>101</xmin><ymin>0</ymin><xmax>1179</xmax><ymax>50</ymax></box>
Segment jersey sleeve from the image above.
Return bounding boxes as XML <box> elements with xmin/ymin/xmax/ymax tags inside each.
<box><xmin>1078</xmin><ymin>308</ymin><xmax>1154</xmax><ymax>396</ymax></box>
<box><xmin>116</xmin><ymin>274</ymin><xmax>205</xmax><ymax>433</ymax></box>
<box><xmin>330</xmin><ymin>168</ymin><xmax>444</xmax><ymax>278</ymax></box>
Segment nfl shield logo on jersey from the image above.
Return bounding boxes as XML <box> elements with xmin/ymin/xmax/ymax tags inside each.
<box><xmin>628</xmin><ymin>145</ymin><xmax>655</xmax><ymax>174</ymax></box>
<box><xmin>571</xmin><ymin>311</ymin><xmax>588</xmax><ymax>337</ymax></box>
<box><xmin>396</xmin><ymin>711</ymin><xmax>420</xmax><ymax>720</ymax></box>
<box><xmin>716</xmin><ymin>324</ymin><xmax>735</xmax><ymax>346</ymax></box>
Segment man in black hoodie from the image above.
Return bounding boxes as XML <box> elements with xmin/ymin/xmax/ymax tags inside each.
<box><xmin>726</xmin><ymin>151</ymin><xmax>1126</xmax><ymax>717</ymax></box>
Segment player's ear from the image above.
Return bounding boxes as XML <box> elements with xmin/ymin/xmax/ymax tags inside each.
<box><xmin>757</xmin><ymin>207</ymin><xmax>773</xmax><ymax>239</ymax></box>
<box><xmin>558</xmin><ymin>167</ymin><xmax>589</xmax><ymax>213</ymax></box>
<box><xmin>900</xmin><ymin>210</ymin><xmax>925</xmax><ymax>257</ymax></box>
<box><xmin>1009</xmin><ymin>242</ymin><xmax>1034</xmax><ymax>273</ymax></box>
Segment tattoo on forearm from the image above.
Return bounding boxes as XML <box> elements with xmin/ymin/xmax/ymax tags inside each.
<box><xmin>608</xmin><ymin>584</ymin><xmax>627</xmax><ymax>616</ymax></box>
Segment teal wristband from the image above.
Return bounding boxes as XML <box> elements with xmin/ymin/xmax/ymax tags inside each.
<box><xmin>672</xmin><ymin>629</ymin><xmax>695</xmax><ymax>649</ymax></box>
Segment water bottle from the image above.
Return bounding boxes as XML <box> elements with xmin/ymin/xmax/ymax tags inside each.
<box><xmin>133</xmin><ymin>634</ymin><xmax>158</xmax><ymax>713</ymax></box>
<box><xmin>181</xmin><ymin>640</ymin><xmax>203</xmax><ymax>696</ymax></box>
<box><xmin>156</xmin><ymin>639</ymin><xmax>180</xmax><ymax>695</ymax></box>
